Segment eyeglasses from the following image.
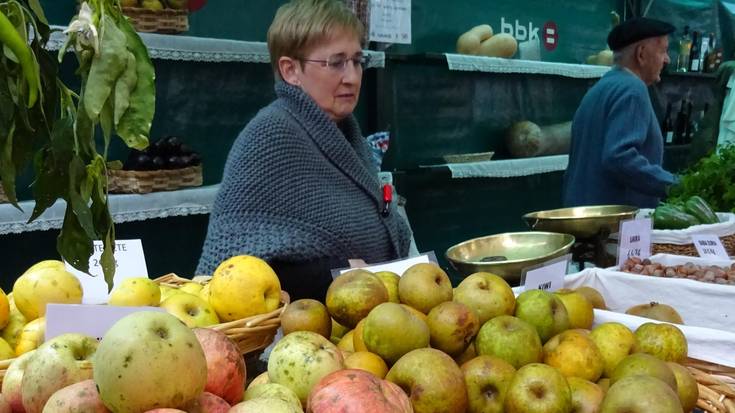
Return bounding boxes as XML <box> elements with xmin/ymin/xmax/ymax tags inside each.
<box><xmin>301</xmin><ymin>54</ymin><xmax>371</xmax><ymax>72</ymax></box>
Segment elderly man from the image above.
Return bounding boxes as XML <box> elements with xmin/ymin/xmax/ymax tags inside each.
<box><xmin>563</xmin><ymin>17</ymin><xmax>678</xmax><ymax>208</ymax></box>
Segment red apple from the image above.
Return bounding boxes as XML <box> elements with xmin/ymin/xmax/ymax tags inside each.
<box><xmin>193</xmin><ymin>328</ymin><xmax>246</xmax><ymax>404</ymax></box>
<box><xmin>1</xmin><ymin>349</ymin><xmax>36</xmax><ymax>413</ymax></box>
<box><xmin>186</xmin><ymin>392</ymin><xmax>230</xmax><ymax>413</ymax></box>
<box><xmin>307</xmin><ymin>369</ymin><xmax>412</xmax><ymax>413</ymax></box>
<box><xmin>42</xmin><ymin>379</ymin><xmax>110</xmax><ymax>413</ymax></box>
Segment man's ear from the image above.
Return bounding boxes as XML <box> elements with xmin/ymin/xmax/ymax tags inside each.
<box><xmin>635</xmin><ymin>42</ymin><xmax>648</xmax><ymax>65</ymax></box>
<box><xmin>278</xmin><ymin>56</ymin><xmax>301</xmax><ymax>86</ymax></box>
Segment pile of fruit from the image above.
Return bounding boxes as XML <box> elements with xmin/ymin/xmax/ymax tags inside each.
<box><xmin>245</xmin><ymin>262</ymin><xmax>703</xmax><ymax>413</ymax></box>
<box><xmin>123</xmin><ymin>136</ymin><xmax>202</xmax><ymax>171</ymax></box>
<box><xmin>653</xmin><ymin>196</ymin><xmax>721</xmax><ymax>230</ymax></box>
<box><xmin>622</xmin><ymin>257</ymin><xmax>735</xmax><ymax>285</ymax></box>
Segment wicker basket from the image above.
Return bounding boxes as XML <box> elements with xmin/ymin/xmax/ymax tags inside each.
<box><xmin>687</xmin><ymin>359</ymin><xmax>735</xmax><ymax>412</ymax></box>
<box><xmin>122</xmin><ymin>7</ymin><xmax>188</xmax><ymax>34</ymax></box>
<box><xmin>108</xmin><ymin>165</ymin><xmax>202</xmax><ymax>194</ymax></box>
<box><xmin>154</xmin><ymin>273</ymin><xmax>290</xmax><ymax>356</ymax></box>
<box><xmin>652</xmin><ymin>234</ymin><xmax>735</xmax><ymax>257</ymax></box>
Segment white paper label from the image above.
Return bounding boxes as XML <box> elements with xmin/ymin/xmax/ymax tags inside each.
<box><xmin>617</xmin><ymin>218</ymin><xmax>652</xmax><ymax>266</ymax></box>
<box><xmin>369</xmin><ymin>0</ymin><xmax>412</xmax><ymax>44</ymax></box>
<box><xmin>692</xmin><ymin>234</ymin><xmax>729</xmax><ymax>260</ymax></box>
<box><xmin>45</xmin><ymin>304</ymin><xmax>165</xmax><ymax>342</ymax></box>
<box><xmin>64</xmin><ymin>239</ymin><xmax>149</xmax><ymax>304</ymax></box>
<box><xmin>520</xmin><ymin>254</ymin><xmax>570</xmax><ymax>292</ymax></box>
<box><xmin>337</xmin><ymin>254</ymin><xmax>431</xmax><ymax>277</ymax></box>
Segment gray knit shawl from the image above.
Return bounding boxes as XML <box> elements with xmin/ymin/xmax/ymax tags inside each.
<box><xmin>196</xmin><ymin>82</ymin><xmax>412</xmax><ymax>275</ymax></box>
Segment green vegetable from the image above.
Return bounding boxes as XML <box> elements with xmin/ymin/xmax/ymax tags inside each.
<box><xmin>668</xmin><ymin>145</ymin><xmax>735</xmax><ymax>212</ymax></box>
<box><xmin>684</xmin><ymin>196</ymin><xmax>719</xmax><ymax>225</ymax></box>
<box><xmin>653</xmin><ymin>204</ymin><xmax>701</xmax><ymax>230</ymax></box>
<box><xmin>0</xmin><ymin>8</ymin><xmax>38</xmax><ymax>107</ymax></box>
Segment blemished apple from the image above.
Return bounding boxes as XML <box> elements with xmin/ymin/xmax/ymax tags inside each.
<box><xmin>363</xmin><ymin>302</ymin><xmax>430</xmax><ymax>364</ymax></box>
<box><xmin>634</xmin><ymin>322</ymin><xmax>688</xmax><ymax>363</ymax></box>
<box><xmin>352</xmin><ymin>318</ymin><xmax>368</xmax><ymax>352</ymax></box>
<box><xmin>574</xmin><ymin>286</ymin><xmax>607</xmax><ymax>310</ymax></box>
<box><xmin>667</xmin><ymin>362</ymin><xmax>699</xmax><ymax>413</ymax></box>
<box><xmin>185</xmin><ymin>392</ymin><xmax>230</xmax><ymax>413</ymax></box>
<box><xmin>42</xmin><ymin>379</ymin><xmax>109</xmax><ymax>413</ymax></box>
<box><xmin>326</xmin><ymin>269</ymin><xmax>388</xmax><ymax>328</ymax></box>
<box><xmin>193</xmin><ymin>328</ymin><xmax>246</xmax><ymax>405</ymax></box>
<box><xmin>160</xmin><ymin>292</ymin><xmax>219</xmax><ymax>327</ymax></box>
<box><xmin>0</xmin><ymin>395</ymin><xmax>9</xmax><ymax>413</ymax></box>
<box><xmin>1</xmin><ymin>349</ymin><xmax>36</xmax><ymax>413</ymax></box>
<box><xmin>461</xmin><ymin>355</ymin><xmax>516</xmax><ymax>413</ymax></box>
<box><xmin>94</xmin><ymin>311</ymin><xmax>208</xmax><ymax>413</ymax></box>
<box><xmin>514</xmin><ymin>289</ymin><xmax>570</xmax><ymax>342</ymax></box>
<box><xmin>426</xmin><ymin>301</ymin><xmax>479</xmax><ymax>357</ymax></box>
<box><xmin>454</xmin><ymin>340</ymin><xmax>477</xmax><ymax>365</ymax></box>
<box><xmin>330</xmin><ymin>318</ymin><xmax>350</xmax><ymax>344</ymax></box>
<box><xmin>453</xmin><ymin>272</ymin><xmax>516</xmax><ymax>324</ymax></box>
<box><xmin>609</xmin><ymin>353</ymin><xmax>677</xmax><ymax>391</ymax></box>
<box><xmin>21</xmin><ymin>333</ymin><xmax>98</xmax><ymax>413</ymax></box>
<box><xmin>247</xmin><ymin>371</ymin><xmax>270</xmax><ymax>389</ymax></box>
<box><xmin>554</xmin><ymin>290</ymin><xmax>594</xmax><ymax>329</ymax></box>
<box><xmin>375</xmin><ymin>271</ymin><xmax>401</xmax><ymax>303</ymax></box>
<box><xmin>108</xmin><ymin>277</ymin><xmax>160</xmax><ymax>307</ymax></box>
<box><xmin>281</xmin><ymin>298</ymin><xmax>332</xmax><ymax>339</ymax></box>
<box><xmin>567</xmin><ymin>377</ymin><xmax>604</xmax><ymax>413</ymax></box>
<box><xmin>475</xmin><ymin>315</ymin><xmax>542</xmax><ymax>369</ymax></box>
<box><xmin>600</xmin><ymin>375</ymin><xmax>683</xmax><ymax>413</ymax></box>
<box><xmin>308</xmin><ymin>369</ymin><xmax>413</xmax><ymax>413</ymax></box>
<box><xmin>626</xmin><ymin>302</ymin><xmax>683</xmax><ymax>324</ymax></box>
<box><xmin>504</xmin><ymin>363</ymin><xmax>572</xmax><ymax>413</ymax></box>
<box><xmin>590</xmin><ymin>322</ymin><xmax>637</xmax><ymax>378</ymax></box>
<box><xmin>543</xmin><ymin>329</ymin><xmax>604</xmax><ymax>382</ymax></box>
<box><xmin>243</xmin><ymin>383</ymin><xmax>301</xmax><ymax>411</ymax></box>
<box><xmin>268</xmin><ymin>331</ymin><xmax>344</xmax><ymax>406</ymax></box>
<box><xmin>398</xmin><ymin>263</ymin><xmax>453</xmax><ymax>314</ymax></box>
<box><xmin>229</xmin><ymin>398</ymin><xmax>301</xmax><ymax>413</ymax></box>
<box><xmin>386</xmin><ymin>348</ymin><xmax>468</xmax><ymax>413</ymax></box>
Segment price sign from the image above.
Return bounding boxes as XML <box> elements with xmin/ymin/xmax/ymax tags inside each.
<box><xmin>617</xmin><ymin>218</ymin><xmax>652</xmax><ymax>267</ymax></box>
<box><xmin>520</xmin><ymin>254</ymin><xmax>571</xmax><ymax>292</ymax></box>
<box><xmin>64</xmin><ymin>239</ymin><xmax>148</xmax><ymax>304</ymax></box>
<box><xmin>45</xmin><ymin>304</ymin><xmax>165</xmax><ymax>342</ymax></box>
<box><xmin>691</xmin><ymin>234</ymin><xmax>729</xmax><ymax>260</ymax></box>
<box><xmin>369</xmin><ymin>0</ymin><xmax>412</xmax><ymax>44</ymax></box>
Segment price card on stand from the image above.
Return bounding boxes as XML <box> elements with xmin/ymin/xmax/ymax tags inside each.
<box><xmin>45</xmin><ymin>304</ymin><xmax>165</xmax><ymax>342</ymax></box>
<box><xmin>691</xmin><ymin>234</ymin><xmax>729</xmax><ymax>260</ymax></box>
<box><xmin>64</xmin><ymin>239</ymin><xmax>148</xmax><ymax>304</ymax></box>
<box><xmin>369</xmin><ymin>0</ymin><xmax>412</xmax><ymax>44</ymax></box>
<box><xmin>520</xmin><ymin>254</ymin><xmax>571</xmax><ymax>292</ymax></box>
<box><xmin>616</xmin><ymin>218</ymin><xmax>652</xmax><ymax>267</ymax></box>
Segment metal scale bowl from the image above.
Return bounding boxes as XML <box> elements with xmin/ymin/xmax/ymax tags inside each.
<box><xmin>446</xmin><ymin>232</ymin><xmax>576</xmax><ymax>286</ymax></box>
<box><xmin>522</xmin><ymin>205</ymin><xmax>639</xmax><ymax>267</ymax></box>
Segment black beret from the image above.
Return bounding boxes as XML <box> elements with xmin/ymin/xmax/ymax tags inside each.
<box><xmin>607</xmin><ymin>17</ymin><xmax>675</xmax><ymax>51</ymax></box>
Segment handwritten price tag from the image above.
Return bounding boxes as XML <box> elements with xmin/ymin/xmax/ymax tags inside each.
<box><xmin>691</xmin><ymin>234</ymin><xmax>729</xmax><ymax>260</ymax></box>
<box><xmin>617</xmin><ymin>218</ymin><xmax>652</xmax><ymax>267</ymax></box>
<box><xmin>520</xmin><ymin>254</ymin><xmax>571</xmax><ymax>292</ymax></box>
<box><xmin>64</xmin><ymin>239</ymin><xmax>149</xmax><ymax>304</ymax></box>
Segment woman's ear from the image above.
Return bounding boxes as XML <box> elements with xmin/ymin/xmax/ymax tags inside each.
<box><xmin>278</xmin><ymin>56</ymin><xmax>301</xmax><ymax>86</ymax></box>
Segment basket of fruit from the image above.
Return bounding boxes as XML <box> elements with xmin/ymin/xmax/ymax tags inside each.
<box><xmin>108</xmin><ymin>136</ymin><xmax>203</xmax><ymax>194</ymax></box>
<box><xmin>121</xmin><ymin>0</ymin><xmax>189</xmax><ymax>34</ymax></box>
<box><xmin>152</xmin><ymin>256</ymin><xmax>290</xmax><ymax>356</ymax></box>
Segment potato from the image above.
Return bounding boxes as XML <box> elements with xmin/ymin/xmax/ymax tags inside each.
<box><xmin>478</xmin><ymin>33</ymin><xmax>518</xmax><ymax>58</ymax></box>
<box><xmin>456</xmin><ymin>24</ymin><xmax>493</xmax><ymax>55</ymax></box>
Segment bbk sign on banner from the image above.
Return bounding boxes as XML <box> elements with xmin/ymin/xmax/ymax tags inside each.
<box><xmin>500</xmin><ymin>17</ymin><xmax>558</xmax><ymax>52</ymax></box>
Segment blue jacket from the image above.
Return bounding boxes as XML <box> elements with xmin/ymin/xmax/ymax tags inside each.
<box><xmin>563</xmin><ymin>68</ymin><xmax>676</xmax><ymax>208</ymax></box>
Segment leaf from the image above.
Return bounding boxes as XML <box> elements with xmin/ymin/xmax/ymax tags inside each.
<box><xmin>99</xmin><ymin>94</ymin><xmax>113</xmax><ymax>151</ymax></box>
<box><xmin>100</xmin><ymin>226</ymin><xmax>115</xmax><ymax>292</ymax></box>
<box><xmin>115</xmin><ymin>20</ymin><xmax>154</xmax><ymax>150</ymax></box>
<box><xmin>0</xmin><ymin>123</ymin><xmax>18</xmax><ymax>206</ymax></box>
<box><xmin>83</xmin><ymin>15</ymin><xmax>127</xmax><ymax>120</ymax></box>
<box><xmin>113</xmin><ymin>51</ymin><xmax>136</xmax><ymax>127</ymax></box>
<box><xmin>67</xmin><ymin>156</ymin><xmax>96</xmax><ymax>240</ymax></box>
<box><xmin>57</xmin><ymin>205</ymin><xmax>92</xmax><ymax>273</ymax></box>
<box><xmin>27</xmin><ymin>0</ymin><xmax>48</xmax><ymax>25</ymax></box>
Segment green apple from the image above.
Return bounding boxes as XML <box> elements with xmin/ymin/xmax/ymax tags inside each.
<box><xmin>386</xmin><ymin>348</ymin><xmax>468</xmax><ymax>413</ymax></box>
<box><xmin>244</xmin><ymin>383</ymin><xmax>301</xmax><ymax>411</ymax></box>
<box><xmin>461</xmin><ymin>355</ymin><xmax>516</xmax><ymax>413</ymax></box>
<box><xmin>326</xmin><ymin>269</ymin><xmax>388</xmax><ymax>328</ymax></box>
<box><xmin>398</xmin><ymin>263</ymin><xmax>453</xmax><ymax>314</ymax></box>
<box><xmin>281</xmin><ymin>298</ymin><xmax>331</xmax><ymax>339</ymax></box>
<box><xmin>363</xmin><ymin>302</ymin><xmax>429</xmax><ymax>364</ymax></box>
<box><xmin>600</xmin><ymin>375</ymin><xmax>683</xmax><ymax>413</ymax></box>
<box><xmin>166</xmin><ymin>0</ymin><xmax>188</xmax><ymax>9</ymax></box>
<box><xmin>514</xmin><ymin>289</ymin><xmax>570</xmax><ymax>342</ymax></box>
<box><xmin>554</xmin><ymin>290</ymin><xmax>594</xmax><ymax>329</ymax></box>
<box><xmin>453</xmin><ymin>272</ymin><xmax>516</xmax><ymax>324</ymax></box>
<box><xmin>230</xmin><ymin>397</ymin><xmax>302</xmax><ymax>412</ymax></box>
<box><xmin>667</xmin><ymin>362</ymin><xmax>699</xmax><ymax>413</ymax></box>
<box><xmin>543</xmin><ymin>329</ymin><xmax>604</xmax><ymax>382</ymax></box>
<box><xmin>475</xmin><ymin>315</ymin><xmax>542</xmax><ymax>369</ymax></box>
<box><xmin>634</xmin><ymin>322</ymin><xmax>688</xmax><ymax>363</ymax></box>
<box><xmin>610</xmin><ymin>353</ymin><xmax>677</xmax><ymax>391</ymax></box>
<box><xmin>574</xmin><ymin>286</ymin><xmax>607</xmax><ymax>310</ymax></box>
<box><xmin>375</xmin><ymin>271</ymin><xmax>400</xmax><ymax>303</ymax></box>
<box><xmin>268</xmin><ymin>331</ymin><xmax>344</xmax><ymax>406</ymax></box>
<box><xmin>141</xmin><ymin>0</ymin><xmax>164</xmax><ymax>10</ymax></box>
<box><xmin>504</xmin><ymin>363</ymin><xmax>572</xmax><ymax>413</ymax></box>
<box><xmin>427</xmin><ymin>301</ymin><xmax>479</xmax><ymax>357</ymax></box>
<box><xmin>626</xmin><ymin>302</ymin><xmax>683</xmax><ymax>324</ymax></box>
<box><xmin>590</xmin><ymin>322</ymin><xmax>637</xmax><ymax>378</ymax></box>
<box><xmin>567</xmin><ymin>377</ymin><xmax>604</xmax><ymax>413</ymax></box>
